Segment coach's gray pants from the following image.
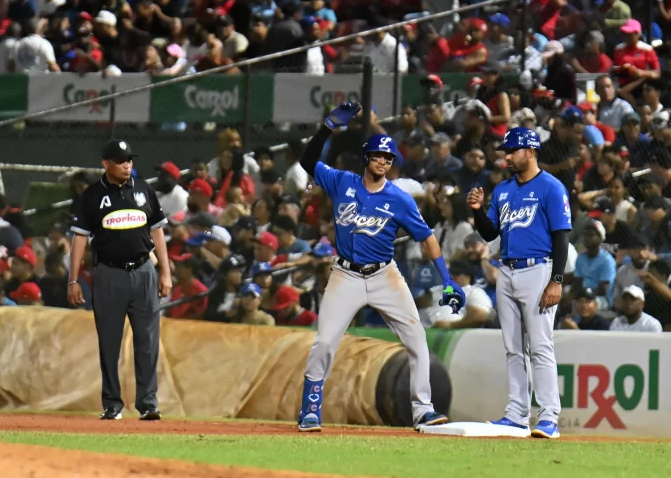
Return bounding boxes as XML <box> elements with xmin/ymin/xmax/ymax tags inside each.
<box><xmin>92</xmin><ymin>260</ymin><xmax>160</xmax><ymax>413</ymax></box>
<box><xmin>496</xmin><ymin>262</ymin><xmax>560</xmax><ymax>426</ymax></box>
<box><xmin>304</xmin><ymin>261</ymin><xmax>435</xmax><ymax>426</ymax></box>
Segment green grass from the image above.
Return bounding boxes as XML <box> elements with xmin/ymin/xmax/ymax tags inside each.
<box><xmin>1</xmin><ymin>431</ymin><xmax>670</xmax><ymax>478</ymax></box>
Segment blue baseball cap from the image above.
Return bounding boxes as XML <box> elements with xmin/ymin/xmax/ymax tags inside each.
<box><xmin>312</xmin><ymin>243</ymin><xmax>335</xmax><ymax>258</ymax></box>
<box><xmin>497</xmin><ymin>127</ymin><xmax>542</xmax><ymax>151</ymax></box>
<box><xmin>559</xmin><ymin>105</ymin><xmax>584</xmax><ymax>124</ymax></box>
<box><xmin>488</xmin><ymin>13</ymin><xmax>510</xmax><ymax>29</ymax></box>
<box><xmin>185</xmin><ymin>232</ymin><xmax>209</xmax><ymax>247</ymax></box>
<box><xmin>240</xmin><ymin>282</ymin><xmax>262</xmax><ymax>297</ymax></box>
<box><xmin>251</xmin><ymin>261</ymin><xmax>273</xmax><ymax>277</ymax></box>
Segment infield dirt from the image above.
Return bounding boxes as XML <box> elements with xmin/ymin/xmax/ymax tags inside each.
<box><xmin>0</xmin><ymin>413</ymin><xmax>666</xmax><ymax>478</ymax></box>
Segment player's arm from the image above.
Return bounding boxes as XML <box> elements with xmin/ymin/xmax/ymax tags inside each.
<box><xmin>467</xmin><ymin>187</ymin><xmax>499</xmax><ymax>241</ymax></box>
<box><xmin>541</xmin><ymin>185</ymin><xmax>573</xmax><ymax>308</ymax></box>
<box><xmin>299</xmin><ymin>125</ymin><xmax>333</xmax><ymax>178</ymax></box>
<box><xmin>68</xmin><ymin>192</ymin><xmax>94</xmax><ymax>306</ymax></box>
<box><xmin>550</xmin><ymin>230</ymin><xmax>570</xmax><ymax>281</ymax></box>
<box><xmin>299</xmin><ymin>102</ymin><xmax>362</xmax><ymax>177</ymax></box>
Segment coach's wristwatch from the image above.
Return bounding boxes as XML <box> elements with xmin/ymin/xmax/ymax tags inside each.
<box><xmin>552</xmin><ymin>275</ymin><xmax>564</xmax><ymax>284</ymax></box>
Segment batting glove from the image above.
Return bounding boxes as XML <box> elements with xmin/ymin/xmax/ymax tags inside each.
<box><xmin>440</xmin><ymin>283</ymin><xmax>466</xmax><ymax>314</ymax></box>
<box><xmin>324</xmin><ymin>102</ymin><xmax>362</xmax><ymax>130</ymax></box>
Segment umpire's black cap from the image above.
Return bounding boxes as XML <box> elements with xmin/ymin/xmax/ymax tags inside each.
<box><xmin>101</xmin><ymin>139</ymin><xmax>138</xmax><ymax>162</ymax></box>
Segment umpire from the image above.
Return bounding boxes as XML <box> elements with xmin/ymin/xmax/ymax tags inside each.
<box><xmin>67</xmin><ymin>139</ymin><xmax>172</xmax><ymax>421</ymax></box>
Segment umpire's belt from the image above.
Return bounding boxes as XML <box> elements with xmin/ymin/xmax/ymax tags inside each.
<box><xmin>501</xmin><ymin>258</ymin><xmax>548</xmax><ymax>270</ymax></box>
<box><xmin>336</xmin><ymin>257</ymin><xmax>391</xmax><ymax>276</ymax></box>
<box><xmin>97</xmin><ymin>255</ymin><xmax>150</xmax><ymax>272</ymax></box>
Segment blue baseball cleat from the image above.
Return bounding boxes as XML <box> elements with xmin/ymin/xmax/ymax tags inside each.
<box><xmin>415</xmin><ymin>411</ymin><xmax>448</xmax><ymax>430</ymax></box>
<box><xmin>487</xmin><ymin>417</ymin><xmax>530</xmax><ymax>431</ymax></box>
<box><xmin>297</xmin><ymin>377</ymin><xmax>324</xmax><ymax>432</ymax></box>
<box><xmin>531</xmin><ymin>420</ymin><xmax>560</xmax><ymax>439</ymax></box>
<box><xmin>298</xmin><ymin>413</ymin><xmax>322</xmax><ymax>432</ymax></box>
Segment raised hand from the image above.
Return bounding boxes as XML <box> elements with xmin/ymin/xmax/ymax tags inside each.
<box><xmin>324</xmin><ymin>102</ymin><xmax>362</xmax><ymax>130</ymax></box>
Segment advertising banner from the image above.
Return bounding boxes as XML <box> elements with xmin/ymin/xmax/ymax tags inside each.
<box><xmin>27</xmin><ymin>73</ymin><xmax>150</xmax><ymax>122</ymax></box>
<box><xmin>445</xmin><ymin>330</ymin><xmax>668</xmax><ymax>437</ymax></box>
<box><xmin>150</xmin><ymin>74</ymin><xmax>273</xmax><ymax>124</ymax></box>
<box><xmin>0</xmin><ymin>74</ymin><xmax>28</xmax><ymax>120</ymax></box>
<box><xmin>273</xmin><ymin>73</ymin><xmax>397</xmax><ymax>123</ymax></box>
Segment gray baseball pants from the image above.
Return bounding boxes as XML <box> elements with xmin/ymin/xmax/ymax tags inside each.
<box><xmin>496</xmin><ymin>261</ymin><xmax>560</xmax><ymax>426</ymax></box>
<box><xmin>304</xmin><ymin>260</ymin><xmax>435</xmax><ymax>426</ymax></box>
<box><xmin>92</xmin><ymin>260</ymin><xmax>160</xmax><ymax>414</ymax></box>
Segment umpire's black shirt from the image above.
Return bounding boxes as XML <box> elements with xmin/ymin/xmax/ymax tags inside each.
<box><xmin>71</xmin><ymin>175</ymin><xmax>167</xmax><ymax>263</ymax></box>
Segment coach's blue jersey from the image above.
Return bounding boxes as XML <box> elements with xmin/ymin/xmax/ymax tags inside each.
<box><xmin>314</xmin><ymin>162</ymin><xmax>432</xmax><ymax>263</ymax></box>
<box><xmin>487</xmin><ymin>171</ymin><xmax>572</xmax><ymax>260</ymax></box>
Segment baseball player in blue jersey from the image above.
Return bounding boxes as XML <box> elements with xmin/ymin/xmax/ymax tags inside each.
<box><xmin>467</xmin><ymin>127</ymin><xmax>571</xmax><ymax>439</ymax></box>
<box><xmin>295</xmin><ymin>102</ymin><xmax>466</xmax><ymax>432</ymax></box>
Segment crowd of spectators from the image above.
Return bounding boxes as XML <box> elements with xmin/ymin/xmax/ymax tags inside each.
<box><xmin>1</xmin><ymin>1</ymin><xmax>665</xmax><ymax>77</ymax></box>
<box><xmin>1</xmin><ymin>0</ymin><xmax>671</xmax><ymax>334</ymax></box>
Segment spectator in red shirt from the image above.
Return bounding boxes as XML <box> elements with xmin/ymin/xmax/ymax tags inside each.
<box><xmin>213</xmin><ymin>149</ymin><xmax>256</xmax><ymax>209</ymax></box>
<box><xmin>446</xmin><ymin>18</ymin><xmax>488</xmax><ymax>73</ymax></box>
<box><xmin>578</xmin><ymin>102</ymin><xmax>616</xmax><ymax>145</ymax></box>
<box><xmin>425</xmin><ymin>28</ymin><xmax>449</xmax><ymax>74</ymax></box>
<box><xmin>166</xmin><ymin>255</ymin><xmax>209</xmax><ymax>320</ymax></box>
<box><xmin>569</xmin><ymin>31</ymin><xmax>612</xmax><ymax>74</ymax></box>
<box><xmin>477</xmin><ymin>61</ymin><xmax>511</xmax><ymax>139</ymax></box>
<box><xmin>612</xmin><ymin>20</ymin><xmax>660</xmax><ymax>88</ymax></box>
<box><xmin>271</xmin><ymin>285</ymin><xmax>317</xmax><ymax>326</ymax></box>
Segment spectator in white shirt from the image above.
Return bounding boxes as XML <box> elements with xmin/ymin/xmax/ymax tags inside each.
<box><xmin>363</xmin><ymin>31</ymin><xmax>408</xmax><ymax>74</ymax></box>
<box><xmin>0</xmin><ymin>22</ymin><xmax>21</xmax><ymax>74</ymax></box>
<box><xmin>284</xmin><ymin>141</ymin><xmax>309</xmax><ymax>197</ymax></box>
<box><xmin>9</xmin><ymin>18</ymin><xmax>60</xmax><ymax>73</ymax></box>
<box><xmin>596</xmin><ymin>75</ymin><xmax>634</xmax><ymax>131</ymax></box>
<box><xmin>154</xmin><ymin>161</ymin><xmax>189</xmax><ymax>217</ymax></box>
<box><xmin>609</xmin><ymin>285</ymin><xmax>663</xmax><ymax>332</ymax></box>
<box><xmin>418</xmin><ymin>259</ymin><xmax>493</xmax><ymax>329</ymax></box>
<box><xmin>218</xmin><ymin>15</ymin><xmax>249</xmax><ymax>61</ymax></box>
<box><xmin>301</xmin><ymin>16</ymin><xmax>325</xmax><ymax>76</ymax></box>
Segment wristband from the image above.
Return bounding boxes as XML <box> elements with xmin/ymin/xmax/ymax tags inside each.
<box><xmin>68</xmin><ymin>280</ymin><xmax>78</xmax><ymax>286</ymax></box>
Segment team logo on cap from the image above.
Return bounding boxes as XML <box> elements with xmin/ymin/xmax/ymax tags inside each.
<box><xmin>134</xmin><ymin>192</ymin><xmax>146</xmax><ymax>207</ymax></box>
<box><xmin>102</xmin><ymin>209</ymin><xmax>147</xmax><ymax>229</ymax></box>
<box><xmin>119</xmin><ymin>141</ymin><xmax>127</xmax><ymax>150</ymax></box>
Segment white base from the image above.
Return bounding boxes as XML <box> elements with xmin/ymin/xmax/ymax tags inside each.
<box><xmin>418</xmin><ymin>422</ymin><xmax>531</xmax><ymax>438</ymax></box>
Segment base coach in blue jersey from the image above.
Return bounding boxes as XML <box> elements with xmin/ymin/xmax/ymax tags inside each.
<box><xmin>68</xmin><ymin>140</ymin><xmax>173</xmax><ymax>421</ymax></box>
<box><xmin>467</xmin><ymin>127</ymin><xmax>571</xmax><ymax>439</ymax></box>
<box><xmin>294</xmin><ymin>102</ymin><xmax>466</xmax><ymax>432</ymax></box>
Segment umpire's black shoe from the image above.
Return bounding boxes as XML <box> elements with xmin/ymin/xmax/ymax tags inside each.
<box><xmin>139</xmin><ymin>407</ymin><xmax>161</xmax><ymax>421</ymax></box>
<box><xmin>100</xmin><ymin>407</ymin><xmax>122</xmax><ymax>420</ymax></box>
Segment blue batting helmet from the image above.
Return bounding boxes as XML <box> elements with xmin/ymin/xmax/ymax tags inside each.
<box><xmin>362</xmin><ymin>134</ymin><xmax>398</xmax><ymax>166</ymax></box>
<box><xmin>497</xmin><ymin>127</ymin><xmax>541</xmax><ymax>151</ymax></box>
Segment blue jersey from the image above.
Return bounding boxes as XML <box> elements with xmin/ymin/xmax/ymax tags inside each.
<box><xmin>314</xmin><ymin>162</ymin><xmax>432</xmax><ymax>263</ymax></box>
<box><xmin>487</xmin><ymin>171</ymin><xmax>572</xmax><ymax>260</ymax></box>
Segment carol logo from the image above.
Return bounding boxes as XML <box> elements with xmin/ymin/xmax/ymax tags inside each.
<box><xmin>336</xmin><ymin>202</ymin><xmax>391</xmax><ymax>236</ymax></box>
<box><xmin>499</xmin><ymin>202</ymin><xmax>537</xmax><ymax>230</ymax></box>
<box><xmin>63</xmin><ymin>84</ymin><xmax>117</xmax><ymax>114</ymax></box>
<box><xmin>532</xmin><ymin>351</ymin><xmax>660</xmax><ymax>430</ymax></box>
<box><xmin>102</xmin><ymin>209</ymin><xmax>147</xmax><ymax>230</ymax></box>
<box><xmin>184</xmin><ymin>85</ymin><xmax>239</xmax><ymax>117</ymax></box>
<box><xmin>310</xmin><ymin>86</ymin><xmax>359</xmax><ymax>109</ymax></box>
